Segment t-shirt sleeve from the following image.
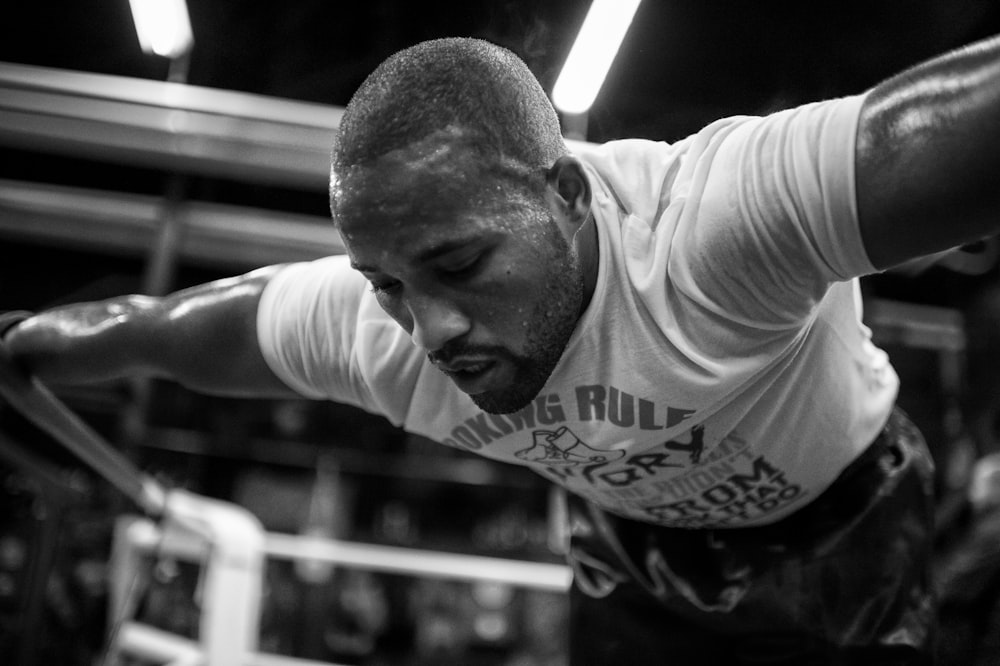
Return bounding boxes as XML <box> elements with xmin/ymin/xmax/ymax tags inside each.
<box><xmin>255</xmin><ymin>255</ymin><xmax>423</xmax><ymax>426</ymax></box>
<box><xmin>668</xmin><ymin>93</ymin><xmax>872</xmax><ymax>327</ymax></box>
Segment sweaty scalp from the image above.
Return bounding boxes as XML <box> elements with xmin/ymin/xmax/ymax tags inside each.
<box><xmin>330</xmin><ymin>38</ymin><xmax>566</xmax><ymax>216</ymax></box>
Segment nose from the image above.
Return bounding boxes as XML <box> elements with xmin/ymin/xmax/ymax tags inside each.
<box><xmin>406</xmin><ymin>292</ymin><xmax>471</xmax><ymax>352</ymax></box>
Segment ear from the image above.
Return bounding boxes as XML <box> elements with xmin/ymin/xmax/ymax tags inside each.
<box><xmin>544</xmin><ymin>155</ymin><xmax>592</xmax><ymax>235</ymax></box>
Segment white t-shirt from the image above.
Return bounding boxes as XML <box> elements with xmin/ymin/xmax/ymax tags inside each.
<box><xmin>257</xmin><ymin>93</ymin><xmax>898</xmax><ymax>528</ymax></box>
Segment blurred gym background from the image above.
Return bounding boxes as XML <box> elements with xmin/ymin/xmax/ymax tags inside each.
<box><xmin>2</xmin><ymin>1</ymin><xmax>1000</xmax><ymax>664</ymax></box>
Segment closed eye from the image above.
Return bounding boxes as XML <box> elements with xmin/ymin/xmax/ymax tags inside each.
<box><xmin>438</xmin><ymin>250</ymin><xmax>486</xmax><ymax>278</ymax></box>
<box><xmin>368</xmin><ymin>278</ymin><xmax>401</xmax><ymax>295</ymax></box>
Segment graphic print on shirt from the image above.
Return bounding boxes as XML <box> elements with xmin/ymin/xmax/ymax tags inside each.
<box><xmin>437</xmin><ymin>384</ymin><xmax>807</xmax><ymax>528</ymax></box>
<box><xmin>515</xmin><ymin>426</ymin><xmax>626</xmax><ymax>465</ymax></box>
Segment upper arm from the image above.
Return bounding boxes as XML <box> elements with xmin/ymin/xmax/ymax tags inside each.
<box><xmin>255</xmin><ymin>256</ymin><xmax>423</xmax><ymax>422</ymax></box>
<box><xmin>667</xmin><ymin>98</ymin><xmax>869</xmax><ymax>327</ymax></box>
<box><xmin>855</xmin><ymin>34</ymin><xmax>1000</xmax><ymax>270</ymax></box>
<box><xmin>148</xmin><ymin>265</ymin><xmax>301</xmax><ymax>398</ymax></box>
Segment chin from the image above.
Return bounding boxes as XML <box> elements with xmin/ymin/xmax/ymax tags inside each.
<box><xmin>467</xmin><ymin>349</ymin><xmax>567</xmax><ymax>415</ymax></box>
<box><xmin>469</xmin><ymin>387</ymin><xmax>539</xmax><ymax>415</ymax></box>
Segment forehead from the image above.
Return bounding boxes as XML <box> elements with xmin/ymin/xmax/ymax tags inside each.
<box><xmin>339</xmin><ymin>168</ymin><xmax>492</xmax><ymax>268</ymax></box>
<box><xmin>338</xmin><ymin>129</ymin><xmax>471</xmax><ymax>207</ymax></box>
<box><xmin>333</xmin><ymin>128</ymin><xmax>540</xmax><ymax>230</ymax></box>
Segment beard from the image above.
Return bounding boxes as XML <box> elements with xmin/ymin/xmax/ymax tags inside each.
<box><xmin>463</xmin><ymin>230</ymin><xmax>585</xmax><ymax>415</ymax></box>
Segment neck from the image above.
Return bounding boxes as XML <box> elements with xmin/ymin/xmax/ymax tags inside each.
<box><xmin>575</xmin><ymin>214</ymin><xmax>599</xmax><ymax>315</ymax></box>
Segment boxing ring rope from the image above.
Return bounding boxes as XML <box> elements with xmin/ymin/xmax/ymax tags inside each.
<box><xmin>263</xmin><ymin>532</ymin><xmax>571</xmax><ymax>591</ymax></box>
<box><xmin>0</xmin><ymin>344</ymin><xmax>167</xmax><ymax>517</ymax></box>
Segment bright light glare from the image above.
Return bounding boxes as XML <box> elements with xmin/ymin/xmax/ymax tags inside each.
<box><xmin>553</xmin><ymin>0</ymin><xmax>642</xmax><ymax>115</ymax></box>
<box><xmin>129</xmin><ymin>0</ymin><xmax>194</xmax><ymax>58</ymax></box>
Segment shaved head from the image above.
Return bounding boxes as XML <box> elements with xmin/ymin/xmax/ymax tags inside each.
<box><xmin>330</xmin><ymin>37</ymin><xmax>567</xmax><ymax>224</ymax></box>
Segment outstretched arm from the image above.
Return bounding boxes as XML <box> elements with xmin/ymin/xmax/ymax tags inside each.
<box><xmin>3</xmin><ymin>265</ymin><xmax>300</xmax><ymax>399</ymax></box>
<box><xmin>856</xmin><ymin>33</ymin><xmax>1000</xmax><ymax>270</ymax></box>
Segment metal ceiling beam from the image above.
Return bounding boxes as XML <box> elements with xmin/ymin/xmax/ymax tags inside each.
<box><xmin>0</xmin><ymin>62</ymin><xmax>343</xmax><ymax>190</ymax></box>
<box><xmin>0</xmin><ymin>179</ymin><xmax>343</xmax><ymax>270</ymax></box>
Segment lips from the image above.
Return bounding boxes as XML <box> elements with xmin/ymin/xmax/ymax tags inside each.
<box><xmin>436</xmin><ymin>358</ymin><xmax>507</xmax><ymax>395</ymax></box>
<box><xmin>438</xmin><ymin>359</ymin><xmax>493</xmax><ymax>374</ymax></box>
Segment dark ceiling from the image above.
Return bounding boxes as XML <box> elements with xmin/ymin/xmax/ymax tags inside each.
<box><xmin>4</xmin><ymin>0</ymin><xmax>1000</xmax><ymax>143</ymax></box>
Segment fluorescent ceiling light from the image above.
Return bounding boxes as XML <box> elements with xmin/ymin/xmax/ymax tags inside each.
<box><xmin>553</xmin><ymin>0</ymin><xmax>642</xmax><ymax>115</ymax></box>
<box><xmin>129</xmin><ymin>0</ymin><xmax>194</xmax><ymax>59</ymax></box>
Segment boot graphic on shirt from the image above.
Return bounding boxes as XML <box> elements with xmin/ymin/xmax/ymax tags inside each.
<box><xmin>515</xmin><ymin>426</ymin><xmax>625</xmax><ymax>466</ymax></box>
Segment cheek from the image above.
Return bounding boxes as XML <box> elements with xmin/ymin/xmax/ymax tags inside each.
<box><xmin>474</xmin><ymin>286</ymin><xmax>539</xmax><ymax>343</ymax></box>
<box><xmin>374</xmin><ymin>293</ymin><xmax>414</xmax><ymax>334</ymax></box>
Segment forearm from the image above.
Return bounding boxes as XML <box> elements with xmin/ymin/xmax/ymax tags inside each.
<box><xmin>856</xmin><ymin>33</ymin><xmax>1000</xmax><ymax>270</ymax></box>
<box><xmin>4</xmin><ymin>266</ymin><xmax>298</xmax><ymax>398</ymax></box>
<box><xmin>5</xmin><ymin>296</ymin><xmax>163</xmax><ymax>384</ymax></box>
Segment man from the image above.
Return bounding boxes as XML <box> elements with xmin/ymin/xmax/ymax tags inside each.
<box><xmin>4</xmin><ymin>34</ymin><xmax>1000</xmax><ymax>663</ymax></box>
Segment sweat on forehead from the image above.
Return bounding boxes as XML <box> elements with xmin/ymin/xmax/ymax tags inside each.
<box><xmin>331</xmin><ymin>128</ymin><xmax>541</xmax><ymax>224</ymax></box>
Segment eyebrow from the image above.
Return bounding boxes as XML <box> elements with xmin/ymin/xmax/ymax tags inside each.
<box><xmin>350</xmin><ymin>231</ymin><xmax>499</xmax><ymax>273</ymax></box>
<box><xmin>415</xmin><ymin>237</ymin><xmax>484</xmax><ymax>263</ymax></box>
